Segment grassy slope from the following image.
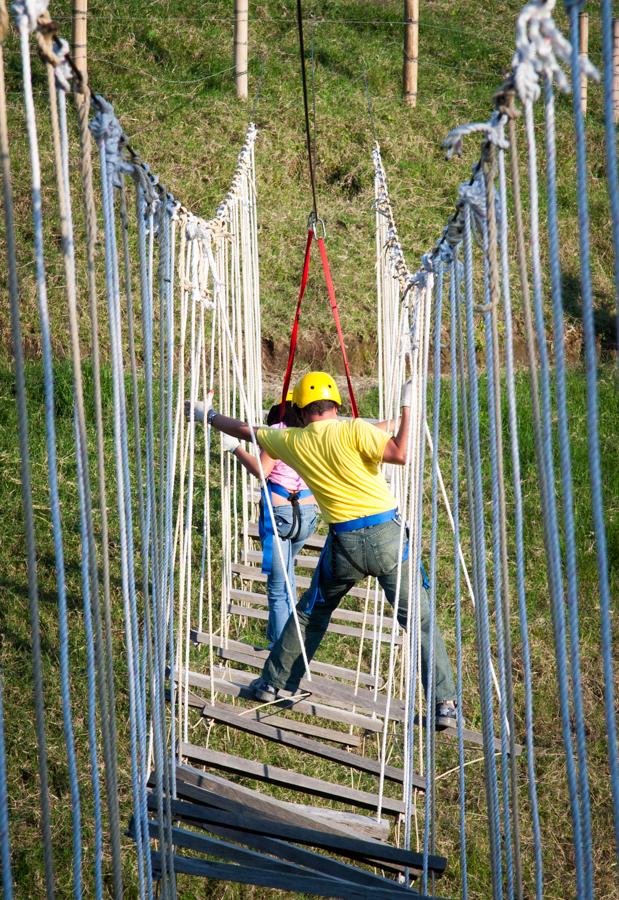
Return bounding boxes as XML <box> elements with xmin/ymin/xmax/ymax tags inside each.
<box><xmin>1</xmin><ymin>0</ymin><xmax>614</xmax><ymax>367</ymax></box>
<box><xmin>0</xmin><ymin>0</ymin><xmax>617</xmax><ymax>897</ymax></box>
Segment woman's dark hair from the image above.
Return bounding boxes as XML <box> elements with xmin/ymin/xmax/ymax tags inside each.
<box><xmin>266</xmin><ymin>401</ymin><xmax>303</xmax><ymax>427</ymax></box>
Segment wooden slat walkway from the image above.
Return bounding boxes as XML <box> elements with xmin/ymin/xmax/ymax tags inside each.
<box><xmin>179</xmin><ymin>743</ymin><xmax>407</xmax><ymax>814</ymax></box>
<box><xmin>197</xmin><ymin>703</ymin><xmax>412</xmax><ymax>785</ymax></box>
<box><xmin>191</xmin><ymin>630</ymin><xmax>381</xmax><ymax>688</ymax></box>
<box><xmin>179</xmin><ymin>667</ymin><xmax>385</xmax><ymax>732</ymax></box>
<box><xmin>172</xmin><ymin>764</ymin><xmax>448</xmax><ymax>876</ymax></box>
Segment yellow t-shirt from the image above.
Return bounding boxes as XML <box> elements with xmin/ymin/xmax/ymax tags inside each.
<box><xmin>257</xmin><ymin>418</ymin><xmax>396</xmax><ymax>524</ymax></box>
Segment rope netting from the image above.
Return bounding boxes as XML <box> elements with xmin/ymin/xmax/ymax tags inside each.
<box><xmin>0</xmin><ymin>0</ymin><xmax>617</xmax><ymax>898</ymax></box>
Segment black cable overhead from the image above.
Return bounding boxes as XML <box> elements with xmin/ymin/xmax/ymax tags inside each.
<box><xmin>296</xmin><ymin>0</ymin><xmax>319</xmax><ymax>221</ymax></box>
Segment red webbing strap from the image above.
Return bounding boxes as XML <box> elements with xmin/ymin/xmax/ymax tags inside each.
<box><xmin>317</xmin><ymin>236</ymin><xmax>359</xmax><ymax>418</ymax></box>
<box><xmin>279</xmin><ymin>229</ymin><xmax>314</xmax><ymax>419</ymax></box>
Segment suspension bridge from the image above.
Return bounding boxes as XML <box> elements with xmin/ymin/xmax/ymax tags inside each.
<box><xmin>0</xmin><ymin>0</ymin><xmax>617</xmax><ymax>897</ymax></box>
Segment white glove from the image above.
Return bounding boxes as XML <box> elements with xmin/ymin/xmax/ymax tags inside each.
<box><xmin>184</xmin><ymin>390</ymin><xmax>213</xmax><ymax>423</ymax></box>
<box><xmin>222</xmin><ymin>434</ymin><xmax>240</xmax><ymax>454</ymax></box>
<box><xmin>401</xmin><ymin>377</ymin><xmax>413</xmax><ymax>408</ymax></box>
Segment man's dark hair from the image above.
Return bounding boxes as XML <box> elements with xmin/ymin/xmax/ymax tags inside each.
<box><xmin>300</xmin><ymin>399</ymin><xmax>339</xmax><ymax>417</ymax></box>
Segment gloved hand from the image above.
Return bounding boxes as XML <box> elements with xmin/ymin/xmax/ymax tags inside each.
<box><xmin>222</xmin><ymin>434</ymin><xmax>240</xmax><ymax>454</ymax></box>
<box><xmin>401</xmin><ymin>377</ymin><xmax>413</xmax><ymax>408</ymax></box>
<box><xmin>184</xmin><ymin>390</ymin><xmax>213</xmax><ymax>423</ymax></box>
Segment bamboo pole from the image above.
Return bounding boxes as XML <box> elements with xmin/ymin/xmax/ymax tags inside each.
<box><xmin>403</xmin><ymin>0</ymin><xmax>419</xmax><ymax>108</ymax></box>
<box><xmin>613</xmin><ymin>18</ymin><xmax>619</xmax><ymax>124</ymax></box>
<box><xmin>234</xmin><ymin>0</ymin><xmax>249</xmax><ymax>101</ymax></box>
<box><xmin>579</xmin><ymin>11</ymin><xmax>588</xmax><ymax>115</ymax></box>
<box><xmin>72</xmin><ymin>0</ymin><xmax>88</xmax><ymax>88</ymax></box>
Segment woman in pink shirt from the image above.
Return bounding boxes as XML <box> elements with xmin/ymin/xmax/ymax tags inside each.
<box><xmin>223</xmin><ymin>399</ymin><xmax>318</xmax><ymax>647</ymax></box>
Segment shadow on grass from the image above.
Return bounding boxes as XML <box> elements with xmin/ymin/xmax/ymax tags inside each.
<box><xmin>562</xmin><ymin>271</ymin><xmax>618</xmax><ymax>360</ymax></box>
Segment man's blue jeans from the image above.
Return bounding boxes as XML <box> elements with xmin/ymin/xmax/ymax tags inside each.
<box><xmin>262</xmin><ymin>518</ymin><xmax>456</xmax><ymax>701</ymax></box>
<box><xmin>265</xmin><ymin>503</ymin><xmax>318</xmax><ymax>646</ymax></box>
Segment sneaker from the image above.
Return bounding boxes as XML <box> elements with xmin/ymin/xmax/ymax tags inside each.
<box><xmin>435</xmin><ymin>701</ymin><xmax>463</xmax><ymax>730</ymax></box>
<box><xmin>249</xmin><ymin>677</ymin><xmax>280</xmax><ymax>702</ymax></box>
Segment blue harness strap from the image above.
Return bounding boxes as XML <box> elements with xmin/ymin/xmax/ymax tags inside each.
<box><xmin>330</xmin><ymin>507</ymin><xmax>398</xmax><ymax>534</ymax></box>
<box><xmin>269</xmin><ymin>482</ymin><xmax>313</xmax><ymax>501</ymax></box>
<box><xmin>258</xmin><ymin>485</ymin><xmax>274</xmax><ymax>575</ymax></box>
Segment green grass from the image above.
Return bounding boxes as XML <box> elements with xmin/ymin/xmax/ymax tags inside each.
<box><xmin>1</xmin><ymin>1</ymin><xmax>615</xmax><ymax>369</ymax></box>
<box><xmin>1</xmin><ymin>0</ymin><xmax>618</xmax><ymax>896</ymax></box>
<box><xmin>0</xmin><ymin>361</ymin><xmax>617</xmax><ymax>897</ymax></box>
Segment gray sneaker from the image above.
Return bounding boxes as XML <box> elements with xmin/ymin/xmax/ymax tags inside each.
<box><xmin>250</xmin><ymin>677</ymin><xmax>279</xmax><ymax>702</ymax></box>
<box><xmin>435</xmin><ymin>701</ymin><xmax>463</xmax><ymax>730</ymax></box>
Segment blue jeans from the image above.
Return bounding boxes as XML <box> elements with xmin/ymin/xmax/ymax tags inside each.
<box><xmin>262</xmin><ymin>518</ymin><xmax>456</xmax><ymax>701</ymax></box>
<box><xmin>265</xmin><ymin>503</ymin><xmax>318</xmax><ymax>646</ymax></box>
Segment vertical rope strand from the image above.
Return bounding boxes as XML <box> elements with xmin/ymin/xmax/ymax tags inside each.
<box><xmin>566</xmin><ymin>3</ymin><xmax>619</xmax><ymax>868</ymax></box>
<box><xmin>0</xmin><ymin>19</ymin><xmax>54</xmax><ymax>898</ymax></box>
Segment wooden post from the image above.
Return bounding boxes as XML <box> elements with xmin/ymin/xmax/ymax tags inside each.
<box><xmin>234</xmin><ymin>0</ymin><xmax>248</xmax><ymax>101</ymax></box>
<box><xmin>613</xmin><ymin>19</ymin><xmax>619</xmax><ymax>123</ymax></box>
<box><xmin>403</xmin><ymin>0</ymin><xmax>419</xmax><ymax>108</ymax></box>
<box><xmin>579</xmin><ymin>11</ymin><xmax>588</xmax><ymax>115</ymax></box>
<box><xmin>72</xmin><ymin>0</ymin><xmax>88</xmax><ymax>88</ymax></box>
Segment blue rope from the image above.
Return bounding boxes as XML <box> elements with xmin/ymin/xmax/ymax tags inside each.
<box><xmin>523</xmin><ymin>91</ymin><xmax>586</xmax><ymax>895</ymax></box>
<box><xmin>496</xmin><ymin>127</ymin><xmax>543</xmax><ymax>898</ymax></box>
<box><xmin>18</xmin><ymin>23</ymin><xmax>83</xmax><ymax>892</ymax></box>
<box><xmin>95</xmin><ymin>133</ymin><xmax>147</xmax><ymax>899</ymax></box>
<box><xmin>566</xmin><ymin>2</ymin><xmax>619</xmax><ymax>869</ymax></box>
<box><xmin>543</xmin><ymin>73</ymin><xmax>594</xmax><ymax>895</ymax></box>
<box><xmin>138</xmin><ymin>189</ymin><xmax>176</xmax><ymax>891</ymax></box>
<box><xmin>449</xmin><ymin>256</ymin><xmax>468</xmax><ymax>900</ymax></box>
<box><xmin>462</xmin><ymin>204</ymin><xmax>503</xmax><ymax>899</ymax></box>
<box><xmin>482</xmin><ymin>222</ymin><xmax>514</xmax><ymax>899</ymax></box>
<box><xmin>74</xmin><ymin>412</ymin><xmax>103</xmax><ymax>900</ymax></box>
<box><xmin>600</xmin><ymin>0</ymin><xmax>619</xmax><ymax>354</ymax></box>
<box><xmin>0</xmin><ymin>672</ymin><xmax>13</xmax><ymax>900</ymax></box>
<box><xmin>422</xmin><ymin>259</ymin><xmax>443</xmax><ymax>895</ymax></box>
<box><xmin>4</xmin><ymin>19</ymin><xmax>55</xmax><ymax>896</ymax></box>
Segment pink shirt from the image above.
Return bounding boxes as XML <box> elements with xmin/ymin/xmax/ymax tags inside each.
<box><xmin>267</xmin><ymin>423</ymin><xmax>310</xmax><ymax>494</ymax></box>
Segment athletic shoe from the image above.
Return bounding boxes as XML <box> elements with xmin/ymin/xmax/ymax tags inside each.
<box><xmin>249</xmin><ymin>677</ymin><xmax>280</xmax><ymax>702</ymax></box>
<box><xmin>435</xmin><ymin>701</ymin><xmax>464</xmax><ymax>730</ymax></box>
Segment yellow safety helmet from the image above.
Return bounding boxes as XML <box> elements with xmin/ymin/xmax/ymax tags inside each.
<box><xmin>285</xmin><ymin>390</ymin><xmax>294</xmax><ymax>402</ymax></box>
<box><xmin>292</xmin><ymin>371</ymin><xmax>342</xmax><ymax>409</ymax></box>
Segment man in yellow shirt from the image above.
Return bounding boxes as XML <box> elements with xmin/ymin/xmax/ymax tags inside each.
<box><xmin>202</xmin><ymin>371</ymin><xmax>458</xmax><ymax>726</ymax></box>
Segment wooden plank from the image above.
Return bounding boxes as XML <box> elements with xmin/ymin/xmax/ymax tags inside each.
<box><xmin>231</xmin><ymin>562</ymin><xmax>369</xmax><ymax>600</ymax></box>
<box><xmin>198</xmin><ymin>702</ymin><xmax>416</xmax><ymax>786</ymax></box>
<box><xmin>211</xmin><ymin>659</ymin><xmax>401</xmax><ymax>722</ymax></box>
<box><xmin>213</xmin><ymin>646</ymin><xmax>392</xmax><ymax>711</ymax></box>
<box><xmin>176</xmin><ymin>665</ymin><xmax>519</xmax><ymax>756</ymax></box>
<box><xmin>210</xmin><ymin>667</ymin><xmax>388</xmax><ymax>729</ymax></box>
<box><xmin>150</xmin><ymin>850</ymin><xmax>414</xmax><ymax>899</ymax></box>
<box><xmin>143</xmin><ymin>817</ymin><xmax>305</xmax><ymax>877</ymax></box>
<box><xmin>282</xmin><ymin>805</ymin><xmax>391</xmax><ymax>843</ymax></box>
<box><xmin>230</xmin><ymin>587</ymin><xmax>395</xmax><ymax>628</ymax></box>
<box><xmin>207</xmin><ymin>699</ymin><xmax>362</xmax><ymax>747</ymax></box>
<box><xmin>247</xmin><ymin>520</ymin><xmax>326</xmax><ymax>550</ymax></box>
<box><xmin>229</xmin><ymin>604</ymin><xmax>401</xmax><ymax>645</ymax></box>
<box><xmin>152</xmin><ymin>796</ymin><xmax>408</xmax><ymax>893</ymax></box>
<box><xmin>179</xmin><ymin>668</ymin><xmax>385</xmax><ymax>732</ymax></box>
<box><xmin>173</xmin><ymin>767</ymin><xmax>447</xmax><ymax>874</ymax></box>
<box><xmin>191</xmin><ymin>630</ymin><xmax>379</xmax><ymax>688</ymax></box>
<box><xmin>174</xmin><ymin>765</ymin><xmax>400</xmax><ymax>857</ymax></box>
<box><xmin>246</xmin><ymin>548</ymin><xmax>319</xmax><ymax>570</ymax></box>
<box><xmin>179</xmin><ymin>742</ymin><xmax>406</xmax><ymax>814</ymax></box>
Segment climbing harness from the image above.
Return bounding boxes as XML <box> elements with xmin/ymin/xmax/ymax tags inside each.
<box><xmin>258</xmin><ymin>481</ymin><xmax>313</xmax><ymax>574</ymax></box>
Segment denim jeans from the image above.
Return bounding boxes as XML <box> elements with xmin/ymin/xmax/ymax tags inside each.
<box><xmin>265</xmin><ymin>503</ymin><xmax>318</xmax><ymax>646</ymax></box>
<box><xmin>262</xmin><ymin>517</ymin><xmax>456</xmax><ymax>702</ymax></box>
